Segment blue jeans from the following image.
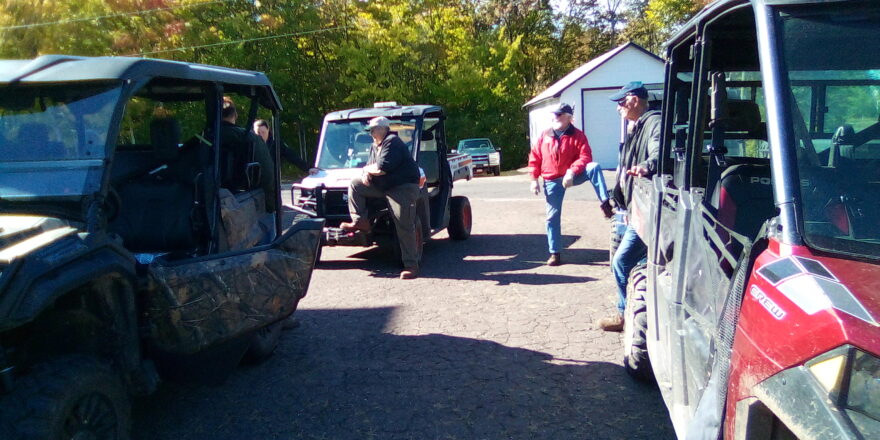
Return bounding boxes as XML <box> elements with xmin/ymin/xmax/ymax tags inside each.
<box><xmin>612</xmin><ymin>225</ymin><xmax>647</xmax><ymax>313</ymax></box>
<box><xmin>542</xmin><ymin>162</ymin><xmax>610</xmax><ymax>254</ymax></box>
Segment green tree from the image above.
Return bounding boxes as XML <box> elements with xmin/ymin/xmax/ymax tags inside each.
<box><xmin>0</xmin><ymin>0</ymin><xmax>690</xmax><ymax>172</ymax></box>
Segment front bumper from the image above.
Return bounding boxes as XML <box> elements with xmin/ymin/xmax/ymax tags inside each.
<box><xmin>292</xmin><ymin>184</ymin><xmax>351</xmax><ymax>226</ymax></box>
<box><xmin>470</xmin><ymin>154</ymin><xmax>500</xmax><ymax>168</ymax></box>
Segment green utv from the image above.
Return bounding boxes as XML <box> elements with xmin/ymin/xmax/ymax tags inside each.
<box><xmin>0</xmin><ymin>56</ymin><xmax>323</xmax><ymax>439</ymax></box>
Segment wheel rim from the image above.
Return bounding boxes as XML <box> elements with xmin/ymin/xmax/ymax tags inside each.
<box><xmin>64</xmin><ymin>392</ymin><xmax>117</xmax><ymax>440</ymax></box>
<box><xmin>462</xmin><ymin>204</ymin><xmax>472</xmax><ymax>232</ymax></box>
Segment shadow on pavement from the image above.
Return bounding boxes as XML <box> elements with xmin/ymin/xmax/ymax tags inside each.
<box><xmin>132</xmin><ymin>307</ymin><xmax>674</xmax><ymax>440</ymax></box>
<box><xmin>319</xmin><ymin>234</ymin><xmax>609</xmax><ymax>285</ymax></box>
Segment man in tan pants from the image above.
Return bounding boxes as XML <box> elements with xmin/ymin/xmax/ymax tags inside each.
<box><xmin>340</xmin><ymin>116</ymin><xmax>422</xmax><ymax>279</ymax></box>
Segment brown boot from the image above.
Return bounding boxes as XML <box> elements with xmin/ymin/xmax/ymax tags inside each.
<box><xmin>546</xmin><ymin>253</ymin><xmax>561</xmax><ymax>266</ymax></box>
<box><xmin>598</xmin><ymin>313</ymin><xmax>624</xmax><ymax>332</ymax></box>
<box><xmin>400</xmin><ymin>266</ymin><xmax>419</xmax><ymax>280</ymax></box>
<box><xmin>600</xmin><ymin>200</ymin><xmax>614</xmax><ymax>219</ymax></box>
<box><xmin>340</xmin><ymin>217</ymin><xmax>370</xmax><ymax>232</ymax></box>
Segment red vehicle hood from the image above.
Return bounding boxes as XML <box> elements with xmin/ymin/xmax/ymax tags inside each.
<box><xmin>745</xmin><ymin>243</ymin><xmax>880</xmax><ymax>369</ymax></box>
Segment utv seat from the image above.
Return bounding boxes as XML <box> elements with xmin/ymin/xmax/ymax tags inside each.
<box><xmin>725</xmin><ymin>100</ymin><xmax>767</xmax><ymax>142</ymax></box>
<box><xmin>110</xmin><ymin>118</ymin><xmax>201</xmax><ymax>254</ymax></box>
<box><xmin>710</xmin><ymin>162</ymin><xmax>774</xmax><ymax>240</ymax></box>
<box><xmin>215</xmin><ymin>126</ymin><xmax>275</xmax><ymax>250</ymax></box>
<box><xmin>418</xmin><ymin>151</ymin><xmax>440</xmax><ymax>185</ymax></box>
<box><xmin>709</xmin><ymin>99</ymin><xmax>775</xmax><ymax>239</ymax></box>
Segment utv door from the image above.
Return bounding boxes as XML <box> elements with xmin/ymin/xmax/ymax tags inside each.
<box><xmin>419</xmin><ymin>113</ymin><xmax>452</xmax><ymax>231</ymax></box>
<box><xmin>627</xmin><ymin>30</ymin><xmax>702</xmax><ymax>422</ymax></box>
<box><xmin>145</xmin><ymin>218</ymin><xmax>322</xmax><ymax>355</ymax></box>
<box><xmin>665</xmin><ymin>5</ymin><xmax>776</xmax><ymax>435</ymax></box>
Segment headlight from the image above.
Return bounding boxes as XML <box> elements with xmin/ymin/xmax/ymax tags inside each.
<box><xmin>808</xmin><ymin>346</ymin><xmax>880</xmax><ymax>437</ymax></box>
<box><xmin>489</xmin><ymin>152</ymin><xmax>500</xmax><ymax>165</ymax></box>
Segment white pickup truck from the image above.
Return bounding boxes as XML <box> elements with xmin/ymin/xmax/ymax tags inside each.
<box><xmin>292</xmin><ymin>104</ymin><xmax>473</xmax><ymax>261</ymax></box>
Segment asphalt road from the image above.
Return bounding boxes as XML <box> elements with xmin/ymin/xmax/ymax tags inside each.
<box><xmin>132</xmin><ymin>170</ymin><xmax>675</xmax><ymax>440</ymax></box>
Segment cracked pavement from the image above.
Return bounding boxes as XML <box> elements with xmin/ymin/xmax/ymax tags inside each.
<box><xmin>132</xmin><ymin>170</ymin><xmax>675</xmax><ymax>439</ymax></box>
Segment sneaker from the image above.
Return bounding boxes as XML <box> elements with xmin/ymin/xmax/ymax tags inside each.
<box><xmin>598</xmin><ymin>313</ymin><xmax>624</xmax><ymax>332</ymax></box>
<box><xmin>340</xmin><ymin>218</ymin><xmax>371</xmax><ymax>232</ymax></box>
<box><xmin>600</xmin><ymin>200</ymin><xmax>614</xmax><ymax>219</ymax></box>
<box><xmin>400</xmin><ymin>266</ymin><xmax>419</xmax><ymax>280</ymax></box>
<box><xmin>546</xmin><ymin>253</ymin><xmax>561</xmax><ymax>266</ymax></box>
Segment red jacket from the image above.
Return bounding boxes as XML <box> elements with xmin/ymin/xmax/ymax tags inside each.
<box><xmin>528</xmin><ymin>125</ymin><xmax>592</xmax><ymax>180</ymax></box>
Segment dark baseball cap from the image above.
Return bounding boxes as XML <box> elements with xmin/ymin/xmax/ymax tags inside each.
<box><xmin>551</xmin><ymin>103</ymin><xmax>574</xmax><ymax>115</ymax></box>
<box><xmin>609</xmin><ymin>81</ymin><xmax>649</xmax><ymax>102</ymax></box>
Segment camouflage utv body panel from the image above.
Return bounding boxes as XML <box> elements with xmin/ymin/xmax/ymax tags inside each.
<box><xmin>145</xmin><ymin>224</ymin><xmax>321</xmax><ymax>354</ymax></box>
<box><xmin>218</xmin><ymin>188</ymin><xmax>268</xmax><ymax>251</ymax></box>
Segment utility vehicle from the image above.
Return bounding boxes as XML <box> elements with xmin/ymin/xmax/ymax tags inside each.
<box><xmin>0</xmin><ymin>56</ymin><xmax>322</xmax><ymax>440</ymax></box>
<box><xmin>293</xmin><ymin>104</ymin><xmax>472</xmax><ymax>262</ymax></box>
<box><xmin>620</xmin><ymin>1</ymin><xmax>880</xmax><ymax>438</ymax></box>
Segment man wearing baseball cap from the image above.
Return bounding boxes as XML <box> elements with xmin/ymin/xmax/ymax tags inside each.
<box><xmin>340</xmin><ymin>116</ymin><xmax>422</xmax><ymax>279</ymax></box>
<box><xmin>599</xmin><ymin>81</ymin><xmax>661</xmax><ymax>331</ymax></box>
<box><xmin>528</xmin><ymin>102</ymin><xmax>612</xmax><ymax>266</ymax></box>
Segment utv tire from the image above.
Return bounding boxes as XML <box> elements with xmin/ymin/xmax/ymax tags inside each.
<box><xmin>448</xmin><ymin>196</ymin><xmax>472</xmax><ymax>240</ymax></box>
<box><xmin>0</xmin><ymin>355</ymin><xmax>130</xmax><ymax>440</ymax></box>
<box><xmin>623</xmin><ymin>264</ymin><xmax>654</xmax><ymax>383</ymax></box>
<box><xmin>243</xmin><ymin>321</ymin><xmax>283</xmax><ymax>364</ymax></box>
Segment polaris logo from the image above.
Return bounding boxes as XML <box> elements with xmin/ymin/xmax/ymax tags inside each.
<box><xmin>750</xmin><ymin>177</ymin><xmax>771</xmax><ymax>185</ymax></box>
<box><xmin>750</xmin><ymin>286</ymin><xmax>786</xmax><ymax>320</ymax></box>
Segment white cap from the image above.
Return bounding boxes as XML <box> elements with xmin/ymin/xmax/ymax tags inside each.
<box><xmin>366</xmin><ymin>116</ymin><xmax>391</xmax><ymax>130</ymax></box>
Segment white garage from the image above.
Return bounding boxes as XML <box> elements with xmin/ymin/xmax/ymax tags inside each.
<box><xmin>523</xmin><ymin>42</ymin><xmax>665</xmax><ymax>169</ymax></box>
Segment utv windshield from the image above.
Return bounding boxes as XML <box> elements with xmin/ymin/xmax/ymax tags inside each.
<box><xmin>778</xmin><ymin>4</ymin><xmax>880</xmax><ymax>259</ymax></box>
<box><xmin>316</xmin><ymin>118</ymin><xmax>416</xmax><ymax>170</ymax></box>
<box><xmin>0</xmin><ymin>83</ymin><xmax>121</xmax><ymax>199</ymax></box>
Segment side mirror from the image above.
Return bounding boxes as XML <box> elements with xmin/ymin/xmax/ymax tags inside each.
<box><xmin>420</xmin><ymin>131</ymin><xmax>435</xmax><ymax>141</ymax></box>
<box><xmin>245</xmin><ymin>162</ymin><xmax>261</xmax><ymax>189</ymax></box>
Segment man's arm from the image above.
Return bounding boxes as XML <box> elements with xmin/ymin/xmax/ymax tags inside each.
<box><xmin>278</xmin><ymin>142</ymin><xmax>312</xmax><ymax>172</ymax></box>
<box><xmin>568</xmin><ymin>131</ymin><xmax>593</xmax><ymax>175</ymax></box>
<box><xmin>527</xmin><ymin>138</ymin><xmax>543</xmax><ymax>181</ymax></box>
<box><xmin>633</xmin><ymin>115</ymin><xmax>661</xmax><ymax>177</ymax></box>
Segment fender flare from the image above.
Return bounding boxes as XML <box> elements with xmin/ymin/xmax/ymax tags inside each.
<box><xmin>6</xmin><ymin>244</ymin><xmax>141</xmax><ymax>374</ymax></box>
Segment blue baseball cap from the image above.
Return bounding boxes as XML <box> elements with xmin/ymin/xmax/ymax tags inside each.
<box><xmin>609</xmin><ymin>81</ymin><xmax>649</xmax><ymax>102</ymax></box>
<box><xmin>551</xmin><ymin>103</ymin><xmax>574</xmax><ymax>115</ymax></box>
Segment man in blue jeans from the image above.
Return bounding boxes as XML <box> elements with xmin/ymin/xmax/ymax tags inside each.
<box><xmin>528</xmin><ymin>103</ymin><xmax>613</xmax><ymax>266</ymax></box>
<box><xmin>599</xmin><ymin>82</ymin><xmax>661</xmax><ymax>331</ymax></box>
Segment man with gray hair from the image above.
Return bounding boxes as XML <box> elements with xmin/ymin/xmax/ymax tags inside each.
<box><xmin>598</xmin><ymin>81</ymin><xmax>661</xmax><ymax>331</ymax></box>
<box><xmin>340</xmin><ymin>116</ymin><xmax>422</xmax><ymax>279</ymax></box>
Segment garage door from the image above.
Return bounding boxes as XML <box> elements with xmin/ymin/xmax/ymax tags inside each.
<box><xmin>581</xmin><ymin>89</ymin><xmax>624</xmax><ymax>170</ymax></box>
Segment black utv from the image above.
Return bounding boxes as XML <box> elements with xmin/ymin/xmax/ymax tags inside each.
<box><xmin>0</xmin><ymin>56</ymin><xmax>322</xmax><ymax>439</ymax></box>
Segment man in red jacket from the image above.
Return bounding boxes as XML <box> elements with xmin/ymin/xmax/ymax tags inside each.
<box><xmin>529</xmin><ymin>103</ymin><xmax>611</xmax><ymax>265</ymax></box>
